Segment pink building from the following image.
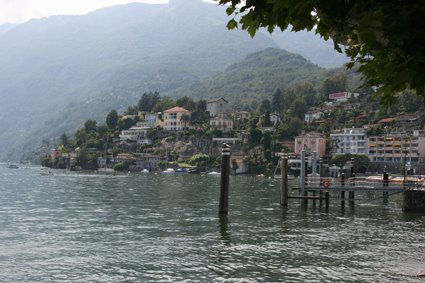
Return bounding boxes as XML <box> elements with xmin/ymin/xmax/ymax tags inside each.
<box><xmin>294</xmin><ymin>132</ymin><xmax>326</xmax><ymax>157</ymax></box>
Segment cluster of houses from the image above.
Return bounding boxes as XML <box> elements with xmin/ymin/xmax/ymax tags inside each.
<box><xmin>48</xmin><ymin>92</ymin><xmax>425</xmax><ymax>174</ymax></box>
<box><xmin>117</xmin><ymin>98</ymin><xmax>250</xmax><ymax>145</ymax></box>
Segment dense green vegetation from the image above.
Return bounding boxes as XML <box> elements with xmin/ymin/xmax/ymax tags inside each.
<box><xmin>175</xmin><ymin>48</ymin><xmax>356</xmax><ymax>111</ymax></box>
<box><xmin>218</xmin><ymin>0</ymin><xmax>425</xmax><ymax>107</ymax></box>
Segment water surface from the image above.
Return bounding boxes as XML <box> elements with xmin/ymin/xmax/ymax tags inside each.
<box><xmin>0</xmin><ymin>167</ymin><xmax>424</xmax><ymax>282</ymax></box>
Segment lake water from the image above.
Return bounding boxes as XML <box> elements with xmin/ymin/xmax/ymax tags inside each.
<box><xmin>0</xmin><ymin>166</ymin><xmax>424</xmax><ymax>282</ymax></box>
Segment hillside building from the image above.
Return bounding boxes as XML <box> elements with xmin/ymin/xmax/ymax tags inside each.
<box><xmin>209</xmin><ymin>113</ymin><xmax>234</xmax><ymax>133</ymax></box>
<box><xmin>119</xmin><ymin>126</ymin><xmax>152</xmax><ymax>144</ymax></box>
<box><xmin>294</xmin><ymin>132</ymin><xmax>326</xmax><ymax>157</ymax></box>
<box><xmin>330</xmin><ymin>128</ymin><xmax>367</xmax><ymax>156</ymax></box>
<box><xmin>163</xmin><ymin>106</ymin><xmax>191</xmax><ymax>131</ymax></box>
<box><xmin>206</xmin><ymin>98</ymin><xmax>229</xmax><ymax>117</ymax></box>
<box><xmin>368</xmin><ymin>131</ymin><xmax>425</xmax><ymax>163</ymax></box>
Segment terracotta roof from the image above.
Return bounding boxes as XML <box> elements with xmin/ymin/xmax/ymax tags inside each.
<box><xmin>163</xmin><ymin>106</ymin><xmax>191</xmax><ymax>113</ymax></box>
<box><xmin>329</xmin><ymin>92</ymin><xmax>348</xmax><ymax>99</ymax></box>
<box><xmin>378</xmin><ymin>118</ymin><xmax>395</xmax><ymax>123</ymax></box>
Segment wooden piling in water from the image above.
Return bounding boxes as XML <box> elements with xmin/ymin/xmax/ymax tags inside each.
<box><xmin>303</xmin><ymin>190</ymin><xmax>308</xmax><ymax>207</ymax></box>
<box><xmin>219</xmin><ymin>143</ymin><xmax>231</xmax><ymax>215</ymax></box>
<box><xmin>280</xmin><ymin>157</ymin><xmax>288</xmax><ymax>207</ymax></box>
<box><xmin>383</xmin><ymin>171</ymin><xmax>389</xmax><ymax>203</ymax></box>
<box><xmin>325</xmin><ymin>191</ymin><xmax>330</xmax><ymax>209</ymax></box>
<box><xmin>341</xmin><ymin>173</ymin><xmax>345</xmax><ymax>208</ymax></box>
<box><xmin>319</xmin><ymin>159</ymin><xmax>323</xmax><ymax>207</ymax></box>
<box><xmin>349</xmin><ymin>173</ymin><xmax>355</xmax><ymax>207</ymax></box>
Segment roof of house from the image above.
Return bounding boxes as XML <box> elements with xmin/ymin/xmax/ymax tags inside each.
<box><xmin>295</xmin><ymin>132</ymin><xmax>325</xmax><ymax>139</ymax></box>
<box><xmin>329</xmin><ymin>92</ymin><xmax>348</xmax><ymax>99</ymax></box>
<box><xmin>207</xmin><ymin>97</ymin><xmax>228</xmax><ymax>104</ymax></box>
<box><xmin>378</xmin><ymin>118</ymin><xmax>395</xmax><ymax>124</ymax></box>
<box><xmin>163</xmin><ymin>106</ymin><xmax>191</xmax><ymax>113</ymax></box>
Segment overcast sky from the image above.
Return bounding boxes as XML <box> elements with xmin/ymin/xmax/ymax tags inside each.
<box><xmin>0</xmin><ymin>0</ymin><xmax>169</xmax><ymax>24</ymax></box>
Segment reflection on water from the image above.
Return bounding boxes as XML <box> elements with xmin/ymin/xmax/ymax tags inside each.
<box><xmin>0</xmin><ymin>167</ymin><xmax>424</xmax><ymax>282</ymax></box>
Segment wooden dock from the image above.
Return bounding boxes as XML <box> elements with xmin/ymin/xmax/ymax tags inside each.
<box><xmin>279</xmin><ymin>153</ymin><xmax>425</xmax><ymax>212</ymax></box>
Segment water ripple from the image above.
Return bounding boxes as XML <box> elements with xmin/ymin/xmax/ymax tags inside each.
<box><xmin>0</xmin><ymin>168</ymin><xmax>424</xmax><ymax>282</ymax></box>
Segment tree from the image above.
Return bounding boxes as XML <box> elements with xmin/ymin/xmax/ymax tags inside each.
<box><xmin>289</xmin><ymin>97</ymin><xmax>308</xmax><ymax>119</ymax></box>
<box><xmin>106</xmin><ymin>109</ymin><xmax>119</xmax><ymax>130</ymax></box>
<box><xmin>321</xmin><ymin>73</ymin><xmax>347</xmax><ymax>100</ymax></box>
<box><xmin>263</xmin><ymin>131</ymin><xmax>272</xmax><ymax>161</ymax></box>
<box><xmin>180</xmin><ymin>114</ymin><xmax>191</xmax><ymax>129</ymax></box>
<box><xmin>189</xmin><ymin>153</ymin><xmax>210</xmax><ymax>166</ymax></box>
<box><xmin>152</xmin><ymin>97</ymin><xmax>176</xmax><ymax>113</ymax></box>
<box><xmin>249</xmin><ymin>128</ymin><xmax>263</xmax><ymax>146</ymax></box>
<box><xmin>217</xmin><ymin>0</ymin><xmax>425</xmax><ymax>106</ymax></box>
<box><xmin>272</xmin><ymin>88</ymin><xmax>284</xmax><ymax>112</ymax></box>
<box><xmin>399</xmin><ymin>91</ymin><xmax>424</xmax><ymax>113</ymax></box>
<box><xmin>191</xmin><ymin>100</ymin><xmax>209</xmax><ymax>125</ymax></box>
<box><xmin>176</xmin><ymin>96</ymin><xmax>196</xmax><ymax>111</ymax></box>
<box><xmin>138</xmin><ymin>92</ymin><xmax>161</xmax><ymax>112</ymax></box>
<box><xmin>84</xmin><ymin>119</ymin><xmax>97</xmax><ymax>134</ymax></box>
<box><xmin>260</xmin><ymin>99</ymin><xmax>271</xmax><ymax>114</ymax></box>
<box><xmin>124</xmin><ymin>105</ymin><xmax>139</xmax><ymax>115</ymax></box>
<box><xmin>59</xmin><ymin>133</ymin><xmax>69</xmax><ymax>147</ymax></box>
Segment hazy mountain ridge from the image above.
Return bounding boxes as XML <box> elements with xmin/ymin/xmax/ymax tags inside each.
<box><xmin>173</xmin><ymin>48</ymin><xmax>329</xmax><ymax>107</ymax></box>
<box><xmin>0</xmin><ymin>0</ymin><xmax>348</xmax><ymax>161</ymax></box>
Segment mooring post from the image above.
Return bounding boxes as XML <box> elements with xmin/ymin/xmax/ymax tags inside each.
<box><xmin>300</xmin><ymin>150</ymin><xmax>306</xmax><ymax>207</ymax></box>
<box><xmin>349</xmin><ymin>172</ymin><xmax>355</xmax><ymax>207</ymax></box>
<box><xmin>319</xmin><ymin>158</ymin><xmax>323</xmax><ymax>207</ymax></box>
<box><xmin>312</xmin><ymin>151</ymin><xmax>317</xmax><ymax>207</ymax></box>
<box><xmin>280</xmin><ymin>157</ymin><xmax>288</xmax><ymax>207</ymax></box>
<box><xmin>219</xmin><ymin>143</ymin><xmax>231</xmax><ymax>215</ymax></box>
<box><xmin>341</xmin><ymin>172</ymin><xmax>345</xmax><ymax>208</ymax></box>
<box><xmin>325</xmin><ymin>190</ymin><xmax>330</xmax><ymax>209</ymax></box>
<box><xmin>383</xmin><ymin>171</ymin><xmax>389</xmax><ymax>204</ymax></box>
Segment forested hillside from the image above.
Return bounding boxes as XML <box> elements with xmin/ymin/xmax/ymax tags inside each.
<box><xmin>0</xmin><ymin>0</ymin><xmax>348</xmax><ymax>161</ymax></box>
<box><xmin>174</xmin><ymin>48</ymin><xmax>351</xmax><ymax>109</ymax></box>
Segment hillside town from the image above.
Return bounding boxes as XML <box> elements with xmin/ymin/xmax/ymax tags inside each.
<box><xmin>40</xmin><ymin>90</ymin><xmax>425</xmax><ymax>176</ymax></box>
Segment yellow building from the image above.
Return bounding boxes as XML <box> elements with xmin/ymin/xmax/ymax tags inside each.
<box><xmin>163</xmin><ymin>106</ymin><xmax>191</xmax><ymax>131</ymax></box>
<box><xmin>368</xmin><ymin>131</ymin><xmax>425</xmax><ymax>163</ymax></box>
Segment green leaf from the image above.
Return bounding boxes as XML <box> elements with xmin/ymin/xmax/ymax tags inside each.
<box><xmin>227</xmin><ymin>19</ymin><xmax>238</xmax><ymax>30</ymax></box>
<box><xmin>226</xmin><ymin>6</ymin><xmax>236</xmax><ymax>16</ymax></box>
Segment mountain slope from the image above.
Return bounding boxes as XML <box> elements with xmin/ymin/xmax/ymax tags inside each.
<box><xmin>174</xmin><ymin>48</ymin><xmax>329</xmax><ymax>107</ymax></box>
<box><xmin>0</xmin><ymin>0</ymin><xmax>277</xmax><ymax>160</ymax></box>
<box><xmin>0</xmin><ymin>0</ymin><xmax>348</xmax><ymax>161</ymax></box>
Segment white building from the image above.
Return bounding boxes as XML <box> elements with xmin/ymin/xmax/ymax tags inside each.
<box><xmin>119</xmin><ymin>126</ymin><xmax>152</xmax><ymax>144</ymax></box>
<box><xmin>210</xmin><ymin>113</ymin><xmax>234</xmax><ymax>133</ymax></box>
<box><xmin>305</xmin><ymin>110</ymin><xmax>324</xmax><ymax>124</ymax></box>
<box><xmin>270</xmin><ymin>112</ymin><xmax>281</xmax><ymax>126</ymax></box>
<box><xmin>231</xmin><ymin>111</ymin><xmax>250</xmax><ymax>121</ymax></box>
<box><xmin>328</xmin><ymin>92</ymin><xmax>360</xmax><ymax>102</ymax></box>
<box><xmin>206</xmin><ymin>98</ymin><xmax>229</xmax><ymax>117</ymax></box>
<box><xmin>136</xmin><ymin>113</ymin><xmax>162</xmax><ymax>128</ymax></box>
<box><xmin>330</xmin><ymin>128</ymin><xmax>367</xmax><ymax>155</ymax></box>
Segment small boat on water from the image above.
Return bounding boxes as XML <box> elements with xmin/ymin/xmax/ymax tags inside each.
<box><xmin>176</xmin><ymin>168</ymin><xmax>188</xmax><ymax>173</ymax></box>
<box><xmin>7</xmin><ymin>164</ymin><xmax>19</xmax><ymax>169</ymax></box>
<box><xmin>207</xmin><ymin>171</ymin><xmax>220</xmax><ymax>175</ymax></box>
<box><xmin>163</xmin><ymin>168</ymin><xmax>175</xmax><ymax>174</ymax></box>
<box><xmin>141</xmin><ymin>169</ymin><xmax>149</xmax><ymax>173</ymax></box>
<box><xmin>40</xmin><ymin>168</ymin><xmax>53</xmax><ymax>175</ymax></box>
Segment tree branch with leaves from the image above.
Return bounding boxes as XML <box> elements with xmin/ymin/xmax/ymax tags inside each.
<box><xmin>216</xmin><ymin>0</ymin><xmax>425</xmax><ymax>107</ymax></box>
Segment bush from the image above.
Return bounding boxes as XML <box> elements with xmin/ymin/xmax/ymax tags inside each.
<box><xmin>113</xmin><ymin>163</ymin><xmax>124</xmax><ymax>171</ymax></box>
